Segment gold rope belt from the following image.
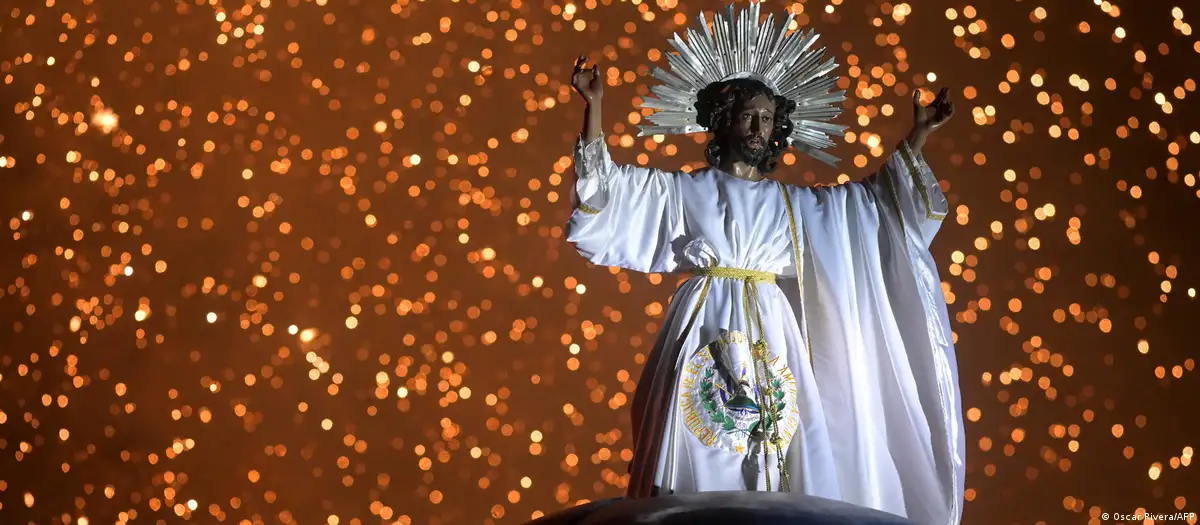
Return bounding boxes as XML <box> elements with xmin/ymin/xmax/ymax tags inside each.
<box><xmin>684</xmin><ymin>266</ymin><xmax>791</xmax><ymax>493</ymax></box>
<box><xmin>690</xmin><ymin>266</ymin><xmax>776</xmax><ymax>284</ymax></box>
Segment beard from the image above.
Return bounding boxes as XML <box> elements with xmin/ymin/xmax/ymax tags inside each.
<box><xmin>735</xmin><ymin>136</ymin><xmax>768</xmax><ymax>166</ymax></box>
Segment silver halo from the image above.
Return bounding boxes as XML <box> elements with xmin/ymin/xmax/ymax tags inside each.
<box><xmin>637</xmin><ymin>2</ymin><xmax>848</xmax><ymax>167</ymax></box>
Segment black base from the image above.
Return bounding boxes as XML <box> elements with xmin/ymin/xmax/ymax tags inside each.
<box><xmin>524</xmin><ymin>492</ymin><xmax>915</xmax><ymax>525</ymax></box>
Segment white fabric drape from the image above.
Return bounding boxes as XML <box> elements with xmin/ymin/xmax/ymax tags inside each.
<box><xmin>565</xmin><ymin>136</ymin><xmax>964</xmax><ymax>525</ymax></box>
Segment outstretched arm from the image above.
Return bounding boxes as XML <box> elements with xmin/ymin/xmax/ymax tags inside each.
<box><xmin>801</xmin><ymin>87</ymin><xmax>954</xmax><ymax>250</ymax></box>
<box><xmin>573</xmin><ymin>55</ymin><xmax>604</xmax><ymax>143</ymax></box>
<box><xmin>887</xmin><ymin>87</ymin><xmax>955</xmax><ymax>246</ymax></box>
<box><xmin>568</xmin><ymin>54</ymin><xmax>614</xmax><ymax>213</ymax></box>
<box><xmin>564</xmin><ymin>56</ymin><xmax>686</xmax><ymax>273</ymax></box>
<box><xmin>866</xmin><ymin>87</ymin><xmax>955</xmax><ymax>248</ymax></box>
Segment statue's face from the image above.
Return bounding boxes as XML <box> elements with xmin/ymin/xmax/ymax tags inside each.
<box><xmin>727</xmin><ymin>94</ymin><xmax>776</xmax><ymax>164</ymax></box>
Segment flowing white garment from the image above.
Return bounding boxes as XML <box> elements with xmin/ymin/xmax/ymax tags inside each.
<box><xmin>564</xmin><ymin>136</ymin><xmax>965</xmax><ymax>525</ymax></box>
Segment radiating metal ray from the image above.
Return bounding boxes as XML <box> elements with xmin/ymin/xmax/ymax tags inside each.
<box><xmin>637</xmin><ymin>2</ymin><xmax>847</xmax><ymax>167</ymax></box>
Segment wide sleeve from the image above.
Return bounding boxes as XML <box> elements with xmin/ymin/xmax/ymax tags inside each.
<box><xmin>564</xmin><ymin>136</ymin><xmax>687</xmax><ymax>274</ymax></box>
<box><xmin>871</xmin><ymin>140</ymin><xmax>949</xmax><ymax>249</ymax></box>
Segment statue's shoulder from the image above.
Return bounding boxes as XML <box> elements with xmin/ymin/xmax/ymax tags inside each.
<box><xmin>663</xmin><ymin>165</ymin><xmax>714</xmax><ymax>181</ymax></box>
<box><xmin>776</xmin><ymin>173</ymin><xmax>832</xmax><ymax>189</ymax></box>
<box><xmin>773</xmin><ymin>179</ymin><xmax>815</xmax><ymax>193</ymax></box>
<box><xmin>779</xmin><ymin>177</ymin><xmax>844</xmax><ymax>193</ymax></box>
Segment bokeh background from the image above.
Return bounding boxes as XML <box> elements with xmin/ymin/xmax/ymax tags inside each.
<box><xmin>1</xmin><ymin>0</ymin><xmax>1197</xmax><ymax>523</ymax></box>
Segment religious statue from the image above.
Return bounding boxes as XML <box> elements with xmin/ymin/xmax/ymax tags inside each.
<box><xmin>564</xmin><ymin>4</ymin><xmax>965</xmax><ymax>525</ymax></box>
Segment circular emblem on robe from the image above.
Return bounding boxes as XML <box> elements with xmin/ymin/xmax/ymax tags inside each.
<box><xmin>679</xmin><ymin>330</ymin><xmax>800</xmax><ymax>455</ymax></box>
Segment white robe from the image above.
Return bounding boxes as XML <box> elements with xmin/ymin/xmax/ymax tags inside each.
<box><xmin>565</xmin><ymin>136</ymin><xmax>965</xmax><ymax>525</ymax></box>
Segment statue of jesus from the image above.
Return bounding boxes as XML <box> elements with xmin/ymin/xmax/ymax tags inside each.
<box><xmin>561</xmin><ymin>5</ymin><xmax>966</xmax><ymax>525</ymax></box>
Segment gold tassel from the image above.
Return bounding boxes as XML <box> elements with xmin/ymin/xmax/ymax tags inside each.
<box><xmin>774</xmin><ymin>438</ymin><xmax>791</xmax><ymax>492</ymax></box>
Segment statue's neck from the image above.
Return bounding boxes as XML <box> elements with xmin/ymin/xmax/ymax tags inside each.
<box><xmin>716</xmin><ymin>158</ymin><xmax>764</xmax><ymax>181</ymax></box>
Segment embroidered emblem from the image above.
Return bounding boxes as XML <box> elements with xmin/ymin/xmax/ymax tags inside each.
<box><xmin>680</xmin><ymin>330</ymin><xmax>800</xmax><ymax>454</ymax></box>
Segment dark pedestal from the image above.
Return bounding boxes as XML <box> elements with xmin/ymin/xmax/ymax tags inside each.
<box><xmin>524</xmin><ymin>492</ymin><xmax>916</xmax><ymax>525</ymax></box>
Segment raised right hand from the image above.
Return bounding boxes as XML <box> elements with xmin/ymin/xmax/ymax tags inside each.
<box><xmin>571</xmin><ymin>55</ymin><xmax>603</xmax><ymax>104</ymax></box>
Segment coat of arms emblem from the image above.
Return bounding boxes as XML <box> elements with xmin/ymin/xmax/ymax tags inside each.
<box><xmin>680</xmin><ymin>330</ymin><xmax>800</xmax><ymax>455</ymax></box>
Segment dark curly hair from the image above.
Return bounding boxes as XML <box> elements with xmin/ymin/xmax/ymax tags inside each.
<box><xmin>694</xmin><ymin>78</ymin><xmax>796</xmax><ymax>174</ymax></box>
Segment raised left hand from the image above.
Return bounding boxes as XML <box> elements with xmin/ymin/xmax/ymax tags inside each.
<box><xmin>913</xmin><ymin>87</ymin><xmax>955</xmax><ymax>133</ymax></box>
